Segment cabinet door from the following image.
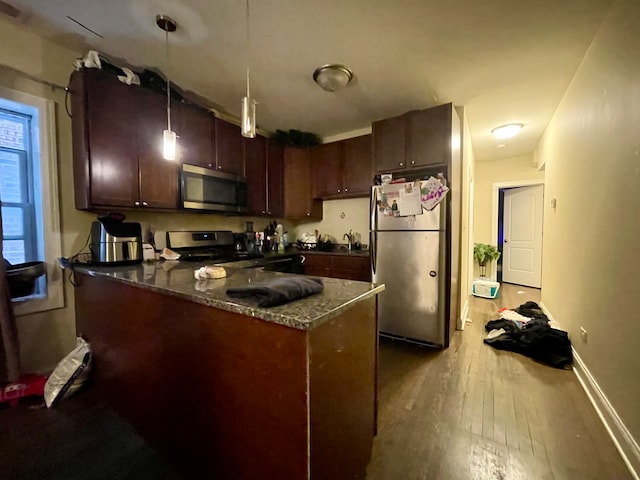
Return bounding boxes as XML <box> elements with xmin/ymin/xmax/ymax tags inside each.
<box><xmin>245</xmin><ymin>135</ymin><xmax>268</xmax><ymax>215</ymax></box>
<box><xmin>215</xmin><ymin>118</ymin><xmax>244</xmax><ymax>176</ymax></box>
<box><xmin>283</xmin><ymin>148</ymin><xmax>322</xmax><ymax>220</ymax></box>
<box><xmin>331</xmin><ymin>255</ymin><xmax>371</xmax><ymax>282</ymax></box>
<box><xmin>372</xmin><ymin>115</ymin><xmax>406</xmax><ymax>173</ymax></box>
<box><xmin>302</xmin><ymin>254</ymin><xmax>331</xmax><ymax>277</ymax></box>
<box><xmin>137</xmin><ymin>88</ymin><xmax>180</xmax><ymax>209</ymax></box>
<box><xmin>266</xmin><ymin>141</ymin><xmax>284</xmax><ymax>217</ymax></box>
<box><xmin>84</xmin><ymin>69</ymin><xmax>139</xmax><ymax>207</ymax></box>
<box><xmin>406</xmin><ymin>104</ymin><xmax>452</xmax><ymax>168</ymax></box>
<box><xmin>310</xmin><ymin>142</ymin><xmax>342</xmax><ymax>198</ymax></box>
<box><xmin>342</xmin><ymin>134</ymin><xmax>372</xmax><ymax>197</ymax></box>
<box><xmin>178</xmin><ymin>103</ymin><xmax>214</xmax><ymax>169</ymax></box>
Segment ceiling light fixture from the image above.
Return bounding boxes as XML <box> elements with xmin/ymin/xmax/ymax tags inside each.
<box><xmin>241</xmin><ymin>0</ymin><xmax>256</xmax><ymax>138</ymax></box>
<box><xmin>156</xmin><ymin>14</ymin><xmax>177</xmax><ymax>161</ymax></box>
<box><xmin>491</xmin><ymin>123</ymin><xmax>524</xmax><ymax>140</ymax></box>
<box><xmin>313</xmin><ymin>64</ymin><xmax>353</xmax><ymax>92</ymax></box>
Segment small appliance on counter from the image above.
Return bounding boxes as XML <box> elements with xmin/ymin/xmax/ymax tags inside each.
<box><xmin>89</xmin><ymin>213</ymin><xmax>143</xmax><ymax>265</ymax></box>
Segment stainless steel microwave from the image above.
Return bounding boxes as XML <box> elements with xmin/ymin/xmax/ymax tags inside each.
<box><xmin>181</xmin><ymin>164</ymin><xmax>248</xmax><ymax>213</ymax></box>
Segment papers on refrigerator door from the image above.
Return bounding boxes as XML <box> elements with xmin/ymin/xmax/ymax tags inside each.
<box><xmin>421</xmin><ymin>176</ymin><xmax>449</xmax><ymax>211</ymax></box>
<box><xmin>398</xmin><ymin>181</ymin><xmax>422</xmax><ymax>216</ymax></box>
<box><xmin>378</xmin><ymin>181</ymin><xmax>422</xmax><ymax>217</ymax></box>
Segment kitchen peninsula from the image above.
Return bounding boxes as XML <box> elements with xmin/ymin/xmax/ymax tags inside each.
<box><xmin>74</xmin><ymin>262</ymin><xmax>384</xmax><ymax>479</ymax></box>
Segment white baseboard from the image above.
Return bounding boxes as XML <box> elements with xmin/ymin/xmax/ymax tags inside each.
<box><xmin>457</xmin><ymin>299</ymin><xmax>469</xmax><ymax>330</ymax></box>
<box><xmin>539</xmin><ymin>302</ymin><xmax>640</xmax><ymax>480</ymax></box>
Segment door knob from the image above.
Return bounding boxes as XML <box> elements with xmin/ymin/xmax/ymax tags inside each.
<box><xmin>504</xmin><ymin>239</ymin><xmax>509</xmax><ymax>243</ymax></box>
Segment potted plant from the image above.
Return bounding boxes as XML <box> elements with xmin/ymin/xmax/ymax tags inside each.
<box><xmin>473</xmin><ymin>243</ymin><xmax>501</xmax><ymax>278</ymax></box>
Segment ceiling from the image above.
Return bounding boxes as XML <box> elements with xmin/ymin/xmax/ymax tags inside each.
<box><xmin>7</xmin><ymin>0</ymin><xmax>613</xmax><ymax>161</ymax></box>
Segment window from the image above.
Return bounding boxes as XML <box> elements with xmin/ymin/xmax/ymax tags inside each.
<box><xmin>0</xmin><ymin>110</ymin><xmax>37</xmax><ymax>265</ymax></box>
<box><xmin>0</xmin><ymin>86</ymin><xmax>63</xmax><ymax>314</ymax></box>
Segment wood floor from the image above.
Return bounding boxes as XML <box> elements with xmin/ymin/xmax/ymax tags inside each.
<box><xmin>366</xmin><ymin>283</ymin><xmax>632</xmax><ymax>480</ymax></box>
<box><xmin>0</xmin><ymin>284</ymin><xmax>632</xmax><ymax>479</ymax></box>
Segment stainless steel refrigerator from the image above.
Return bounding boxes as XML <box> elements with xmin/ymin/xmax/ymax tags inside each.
<box><xmin>370</xmin><ymin>181</ymin><xmax>447</xmax><ymax>347</ymax></box>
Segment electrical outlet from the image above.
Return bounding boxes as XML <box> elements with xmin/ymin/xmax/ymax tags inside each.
<box><xmin>580</xmin><ymin>327</ymin><xmax>588</xmax><ymax>343</ymax></box>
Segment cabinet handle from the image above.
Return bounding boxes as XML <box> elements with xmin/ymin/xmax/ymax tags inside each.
<box><xmin>337</xmin><ymin>189</ymin><xmax>341</xmax><ymax>193</ymax></box>
<box><xmin>262</xmin><ymin>210</ymin><xmax>266</xmax><ymax>214</ymax></box>
<box><xmin>399</xmin><ymin>162</ymin><xmax>404</xmax><ymax>167</ymax></box>
<box><xmin>217</xmin><ymin>165</ymin><xmax>222</xmax><ymax>170</ymax></box>
<box><xmin>208</xmin><ymin>163</ymin><xmax>213</xmax><ymax>168</ymax></box>
<box><xmin>306</xmin><ymin>213</ymin><xmax>310</xmax><ymax>216</ymax></box>
<box><xmin>268</xmin><ymin>211</ymin><xmax>272</xmax><ymax>215</ymax></box>
<box><xmin>134</xmin><ymin>201</ymin><xmax>140</xmax><ymax>207</ymax></box>
<box><xmin>142</xmin><ymin>201</ymin><xmax>148</xmax><ymax>207</ymax></box>
<box><xmin>411</xmin><ymin>160</ymin><xmax>415</xmax><ymax>165</ymax></box>
<box><xmin>345</xmin><ymin>188</ymin><xmax>348</xmax><ymax>192</ymax></box>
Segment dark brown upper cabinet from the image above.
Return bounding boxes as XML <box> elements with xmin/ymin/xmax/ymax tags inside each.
<box><xmin>372</xmin><ymin>114</ymin><xmax>406</xmax><ymax>173</ymax></box>
<box><xmin>283</xmin><ymin>147</ymin><xmax>322</xmax><ymax>220</ymax></box>
<box><xmin>373</xmin><ymin>103</ymin><xmax>454</xmax><ymax>174</ymax></box>
<box><xmin>136</xmin><ymin>87</ymin><xmax>180</xmax><ymax>209</ymax></box>
<box><xmin>71</xmin><ymin>68</ymin><xmax>179</xmax><ymax>211</ymax></box>
<box><xmin>342</xmin><ymin>134</ymin><xmax>373</xmax><ymax>196</ymax></box>
<box><xmin>245</xmin><ymin>135</ymin><xmax>268</xmax><ymax>216</ymax></box>
<box><xmin>406</xmin><ymin>104</ymin><xmax>453</xmax><ymax>169</ymax></box>
<box><xmin>214</xmin><ymin>118</ymin><xmax>244</xmax><ymax>176</ymax></box>
<box><xmin>266</xmin><ymin>140</ymin><xmax>284</xmax><ymax>217</ymax></box>
<box><xmin>310</xmin><ymin>134</ymin><xmax>372</xmax><ymax>200</ymax></box>
<box><xmin>177</xmin><ymin>103</ymin><xmax>214</xmax><ymax>169</ymax></box>
<box><xmin>245</xmin><ymin>136</ymin><xmax>284</xmax><ymax>218</ymax></box>
<box><xmin>311</xmin><ymin>142</ymin><xmax>342</xmax><ymax>198</ymax></box>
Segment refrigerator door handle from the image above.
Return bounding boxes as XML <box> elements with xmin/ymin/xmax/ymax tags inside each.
<box><xmin>370</xmin><ymin>186</ymin><xmax>378</xmax><ymax>232</ymax></box>
<box><xmin>370</xmin><ymin>231</ymin><xmax>376</xmax><ymax>276</ymax></box>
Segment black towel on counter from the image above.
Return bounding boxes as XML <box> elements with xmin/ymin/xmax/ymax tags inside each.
<box><xmin>226</xmin><ymin>277</ymin><xmax>324</xmax><ymax>307</ymax></box>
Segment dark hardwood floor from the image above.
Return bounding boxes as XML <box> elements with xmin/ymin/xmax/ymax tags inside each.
<box><xmin>0</xmin><ymin>284</ymin><xmax>631</xmax><ymax>479</ymax></box>
<box><xmin>366</xmin><ymin>283</ymin><xmax>632</xmax><ymax>480</ymax></box>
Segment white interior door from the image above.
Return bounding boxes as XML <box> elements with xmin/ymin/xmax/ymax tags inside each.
<box><xmin>502</xmin><ymin>184</ymin><xmax>543</xmax><ymax>287</ymax></box>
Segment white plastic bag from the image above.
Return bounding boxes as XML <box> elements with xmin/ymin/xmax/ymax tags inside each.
<box><xmin>44</xmin><ymin>337</ymin><xmax>93</xmax><ymax>408</ymax></box>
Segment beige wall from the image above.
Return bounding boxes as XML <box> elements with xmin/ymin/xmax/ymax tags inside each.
<box><xmin>473</xmin><ymin>153</ymin><xmax>545</xmax><ymax>245</ymax></box>
<box><xmin>456</xmin><ymin>106</ymin><xmax>475</xmax><ymax>324</ymax></box>
<box><xmin>0</xmin><ymin>18</ymin><xmax>87</xmax><ymax>373</ymax></box>
<box><xmin>0</xmin><ymin>19</ymin><xmax>291</xmax><ymax>373</ymax></box>
<box><xmin>538</xmin><ymin>0</ymin><xmax>640</xmax><ymax>448</ymax></box>
<box><xmin>291</xmin><ymin>197</ymin><xmax>369</xmax><ymax>246</ymax></box>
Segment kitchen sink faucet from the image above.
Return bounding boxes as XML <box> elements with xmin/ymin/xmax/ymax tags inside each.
<box><xmin>344</xmin><ymin>231</ymin><xmax>353</xmax><ymax>252</ymax></box>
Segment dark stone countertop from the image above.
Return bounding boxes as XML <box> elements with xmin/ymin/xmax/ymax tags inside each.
<box><xmin>74</xmin><ymin>261</ymin><xmax>384</xmax><ymax>331</ymax></box>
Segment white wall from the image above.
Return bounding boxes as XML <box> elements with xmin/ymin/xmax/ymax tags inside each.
<box><xmin>537</xmin><ymin>0</ymin><xmax>640</xmax><ymax>458</ymax></box>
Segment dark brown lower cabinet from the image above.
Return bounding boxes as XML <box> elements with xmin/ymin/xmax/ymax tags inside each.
<box><xmin>303</xmin><ymin>253</ymin><xmax>372</xmax><ymax>282</ymax></box>
<box><xmin>75</xmin><ymin>272</ymin><xmax>376</xmax><ymax>479</ymax></box>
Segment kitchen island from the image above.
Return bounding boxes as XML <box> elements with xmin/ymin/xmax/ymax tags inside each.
<box><xmin>73</xmin><ymin>262</ymin><xmax>384</xmax><ymax>479</ymax></box>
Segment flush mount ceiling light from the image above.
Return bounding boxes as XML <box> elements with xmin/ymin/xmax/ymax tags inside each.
<box><xmin>156</xmin><ymin>14</ymin><xmax>177</xmax><ymax>160</ymax></box>
<box><xmin>491</xmin><ymin>123</ymin><xmax>524</xmax><ymax>140</ymax></box>
<box><xmin>313</xmin><ymin>64</ymin><xmax>353</xmax><ymax>92</ymax></box>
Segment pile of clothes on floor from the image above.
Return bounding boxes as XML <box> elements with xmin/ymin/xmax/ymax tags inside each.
<box><xmin>484</xmin><ymin>301</ymin><xmax>573</xmax><ymax>369</ymax></box>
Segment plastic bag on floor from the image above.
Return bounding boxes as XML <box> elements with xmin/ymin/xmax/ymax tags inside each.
<box><xmin>44</xmin><ymin>337</ymin><xmax>93</xmax><ymax>408</ymax></box>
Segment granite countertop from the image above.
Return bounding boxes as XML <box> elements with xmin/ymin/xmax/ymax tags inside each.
<box><xmin>75</xmin><ymin>261</ymin><xmax>384</xmax><ymax>331</ymax></box>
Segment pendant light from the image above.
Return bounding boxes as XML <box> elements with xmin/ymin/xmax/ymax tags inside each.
<box><xmin>156</xmin><ymin>14</ymin><xmax>177</xmax><ymax>160</ymax></box>
<box><xmin>241</xmin><ymin>0</ymin><xmax>256</xmax><ymax>138</ymax></box>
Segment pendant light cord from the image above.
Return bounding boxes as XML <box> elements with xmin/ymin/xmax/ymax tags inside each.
<box><xmin>245</xmin><ymin>0</ymin><xmax>250</xmax><ymax>98</ymax></box>
<box><xmin>166</xmin><ymin>28</ymin><xmax>171</xmax><ymax>131</ymax></box>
